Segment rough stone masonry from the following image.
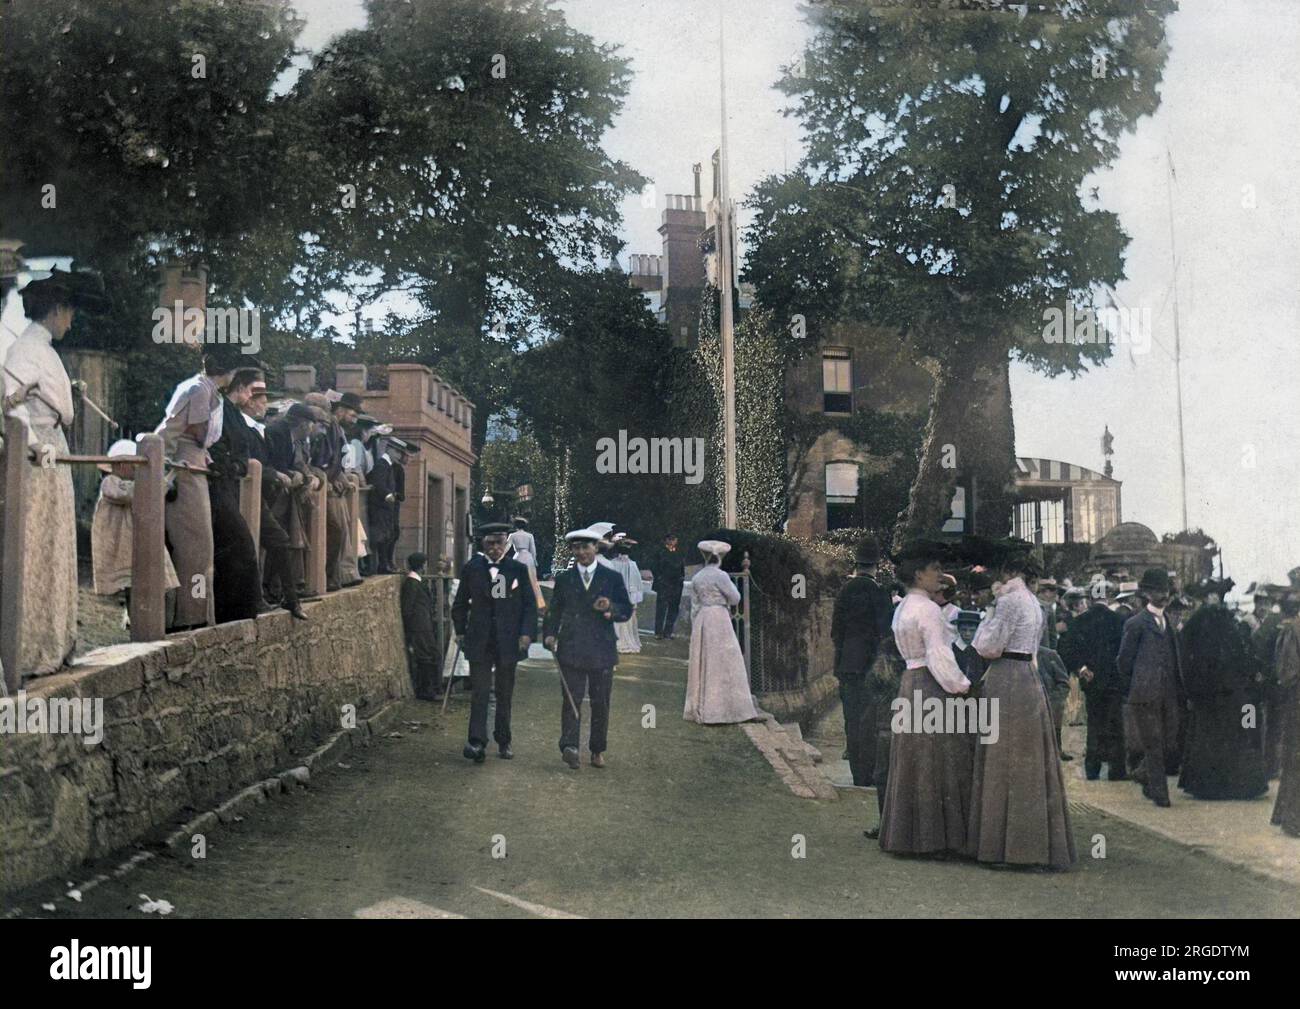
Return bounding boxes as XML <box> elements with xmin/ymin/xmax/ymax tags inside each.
<box><xmin>0</xmin><ymin>578</ymin><xmax>408</xmax><ymax>896</ymax></box>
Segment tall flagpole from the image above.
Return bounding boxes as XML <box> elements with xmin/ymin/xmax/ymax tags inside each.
<box><xmin>719</xmin><ymin>0</ymin><xmax>738</xmax><ymax>529</ymax></box>
<box><xmin>1165</xmin><ymin>147</ymin><xmax>1189</xmax><ymax>533</ymax></box>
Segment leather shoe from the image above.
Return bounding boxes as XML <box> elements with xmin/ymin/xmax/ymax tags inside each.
<box><xmin>590</xmin><ymin>752</ymin><xmax>606</xmax><ymax>768</ymax></box>
<box><xmin>463</xmin><ymin>743</ymin><xmax>486</xmax><ymax>764</ymax></box>
<box><xmin>562</xmin><ymin>747</ymin><xmax>580</xmax><ymax>770</ymax></box>
<box><xmin>498</xmin><ymin>744</ymin><xmax>513</xmax><ymax>760</ymax></box>
<box><xmin>285</xmin><ymin>602</ymin><xmax>308</xmax><ymax>621</ymax></box>
<box><xmin>863</xmin><ymin>826</ymin><xmax>880</xmax><ymax>840</ymax></box>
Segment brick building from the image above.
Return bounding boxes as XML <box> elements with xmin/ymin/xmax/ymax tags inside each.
<box><xmin>284</xmin><ymin>362</ymin><xmax>476</xmax><ymax>574</ymax></box>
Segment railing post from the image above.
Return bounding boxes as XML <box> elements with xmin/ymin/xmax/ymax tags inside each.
<box><xmin>240</xmin><ymin>458</ymin><xmax>262</xmax><ymax>557</ymax></box>
<box><xmin>2</xmin><ymin>415</ymin><xmax>32</xmax><ymax>692</ymax></box>
<box><xmin>741</xmin><ymin>571</ymin><xmax>752</xmax><ymax>681</ymax></box>
<box><xmin>130</xmin><ymin>434</ymin><xmax>167</xmax><ymax>642</ymax></box>
<box><xmin>304</xmin><ymin>477</ymin><xmax>327</xmax><ymax>597</ymax></box>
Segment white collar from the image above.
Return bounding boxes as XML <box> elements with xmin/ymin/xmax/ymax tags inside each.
<box><xmin>578</xmin><ymin>559</ymin><xmax>598</xmax><ymax>577</ymax></box>
<box><xmin>406</xmin><ymin>570</ymin><xmax>423</xmax><ymax>582</ymax></box>
<box><xmin>1147</xmin><ymin>602</ymin><xmax>1166</xmax><ymax>618</ymax></box>
<box><xmin>997</xmin><ymin>576</ymin><xmax>1027</xmax><ymax>596</ymax></box>
<box><xmin>25</xmin><ymin>321</ymin><xmax>54</xmax><ymax>346</ymax></box>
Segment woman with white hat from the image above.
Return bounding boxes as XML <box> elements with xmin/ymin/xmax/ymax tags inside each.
<box><xmin>684</xmin><ymin>540</ymin><xmax>762</xmax><ymax>724</ymax></box>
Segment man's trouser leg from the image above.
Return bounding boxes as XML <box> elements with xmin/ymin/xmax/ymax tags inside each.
<box><xmin>663</xmin><ymin>588</ymin><xmax>681</xmax><ymax>637</ymax></box>
<box><xmin>1166</xmin><ymin>687</ymin><xmax>1185</xmax><ymax>776</ymax></box>
<box><xmin>559</xmin><ymin>664</ymin><xmax>589</xmax><ymax>753</ymax></box>
<box><xmin>654</xmin><ymin>592</ymin><xmax>669</xmax><ymax>636</ymax></box>
<box><xmin>588</xmin><ymin>667</ymin><xmax>614</xmax><ymax>755</ymax></box>
<box><xmin>1100</xmin><ymin>692</ymin><xmax>1128</xmax><ymax>778</ymax></box>
<box><xmin>325</xmin><ymin>492</ymin><xmax>346</xmax><ymax>589</ymax></box>
<box><xmin>259</xmin><ymin>503</ymin><xmax>297</xmax><ymax>607</ymax></box>
<box><xmin>1131</xmin><ymin>701</ymin><xmax>1169</xmax><ymax>802</ymax></box>
<box><xmin>1084</xmin><ymin>692</ymin><xmax>1105</xmax><ymax>777</ymax></box>
<box><xmin>493</xmin><ymin>662</ymin><xmax>518</xmax><ymax>747</ymax></box>
<box><xmin>468</xmin><ymin>655</ymin><xmax>497</xmax><ymax>747</ymax></box>
<box><xmin>838</xmin><ymin>675</ymin><xmax>874</xmax><ymax>787</ymax></box>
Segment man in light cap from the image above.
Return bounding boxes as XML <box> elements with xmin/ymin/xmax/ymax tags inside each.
<box><xmin>543</xmin><ymin>528</ymin><xmax>633</xmax><ymax>769</ymax></box>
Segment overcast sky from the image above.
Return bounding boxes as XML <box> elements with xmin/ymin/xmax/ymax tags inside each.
<box><xmin>292</xmin><ymin>0</ymin><xmax>1300</xmax><ymax>586</ymax></box>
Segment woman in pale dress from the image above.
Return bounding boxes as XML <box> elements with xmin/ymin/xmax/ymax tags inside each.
<box><xmin>601</xmin><ymin>533</ymin><xmax>645</xmax><ymax>653</ymax></box>
<box><xmin>1</xmin><ymin>272</ymin><xmax>101</xmax><ymax>675</ymax></box>
<box><xmin>968</xmin><ymin>548</ymin><xmax>1076</xmax><ymax>869</ymax></box>
<box><xmin>507</xmin><ymin>517</ymin><xmax>546</xmax><ymax>613</ymax></box>
<box><xmin>684</xmin><ymin>540</ymin><xmax>762</xmax><ymax>724</ymax></box>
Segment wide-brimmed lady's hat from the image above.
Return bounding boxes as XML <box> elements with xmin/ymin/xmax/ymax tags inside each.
<box><xmin>698</xmin><ymin>539</ymin><xmax>731</xmax><ymax>559</ymax></box>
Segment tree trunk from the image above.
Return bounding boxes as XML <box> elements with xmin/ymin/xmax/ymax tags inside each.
<box><xmin>896</xmin><ymin>345</ymin><xmax>1016</xmax><ymax>549</ymax></box>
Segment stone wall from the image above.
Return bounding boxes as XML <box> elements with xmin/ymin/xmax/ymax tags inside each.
<box><xmin>0</xmin><ymin>577</ymin><xmax>409</xmax><ymax>896</ymax></box>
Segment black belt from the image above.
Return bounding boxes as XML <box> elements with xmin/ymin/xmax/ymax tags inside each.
<box><xmin>1001</xmin><ymin>651</ymin><xmax>1034</xmax><ymax>662</ymax></box>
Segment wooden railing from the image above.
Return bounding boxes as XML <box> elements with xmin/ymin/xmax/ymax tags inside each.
<box><xmin>1</xmin><ymin>414</ymin><xmax>337</xmax><ymax>692</ymax></box>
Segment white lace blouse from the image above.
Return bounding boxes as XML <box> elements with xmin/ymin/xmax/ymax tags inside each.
<box><xmin>891</xmin><ymin>588</ymin><xmax>970</xmax><ymax>694</ymax></box>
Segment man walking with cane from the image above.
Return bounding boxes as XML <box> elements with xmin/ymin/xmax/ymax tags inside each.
<box><xmin>544</xmin><ymin>527</ymin><xmax>634</xmax><ymax>769</ymax></box>
<box><xmin>452</xmin><ymin>523</ymin><xmax>536</xmax><ymax>762</ymax></box>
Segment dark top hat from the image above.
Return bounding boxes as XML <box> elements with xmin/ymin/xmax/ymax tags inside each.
<box><xmin>854</xmin><ymin>536</ymin><xmax>881</xmax><ymax>567</ymax></box>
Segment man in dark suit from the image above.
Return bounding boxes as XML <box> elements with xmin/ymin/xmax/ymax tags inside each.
<box><xmin>651</xmin><ymin>533</ymin><xmax>686</xmax><ymax>639</ymax></box>
<box><xmin>1059</xmin><ymin>580</ymin><xmax>1127</xmax><ymax>780</ymax></box>
<box><xmin>367</xmin><ymin>434</ymin><xmax>399</xmax><ymax>574</ymax></box>
<box><xmin>1117</xmin><ymin>568</ymin><xmax>1185</xmax><ymax>807</ymax></box>
<box><xmin>452</xmin><ymin>523</ymin><xmax>537</xmax><ymax>762</ymax></box>
<box><xmin>401</xmin><ymin>552</ymin><xmax>443</xmax><ymax>701</ymax></box>
<box><xmin>543</xmin><ymin>527</ymin><xmax>634</xmax><ymax>769</ymax></box>
<box><xmin>207</xmin><ymin>360</ymin><xmax>263</xmax><ymax>623</ymax></box>
<box><xmin>239</xmin><ymin>376</ymin><xmax>307</xmax><ymax>620</ymax></box>
<box><xmin>830</xmin><ymin>536</ymin><xmax>893</xmax><ymax>793</ymax></box>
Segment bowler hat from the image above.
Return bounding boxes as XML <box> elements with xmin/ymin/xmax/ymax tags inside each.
<box><xmin>1138</xmin><ymin>568</ymin><xmax>1171</xmax><ymax>593</ymax></box>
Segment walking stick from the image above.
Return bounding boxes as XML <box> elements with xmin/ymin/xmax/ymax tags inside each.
<box><xmin>440</xmin><ymin>639</ymin><xmax>461</xmax><ymax>716</ymax></box>
<box><xmin>557</xmin><ymin>662</ymin><xmax>582</xmax><ymax>724</ymax></box>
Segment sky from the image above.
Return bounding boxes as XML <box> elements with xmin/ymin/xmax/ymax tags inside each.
<box><xmin>290</xmin><ymin>0</ymin><xmax>1300</xmax><ymax>586</ymax></box>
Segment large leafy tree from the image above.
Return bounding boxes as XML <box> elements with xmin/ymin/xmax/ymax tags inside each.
<box><xmin>0</xmin><ymin>0</ymin><xmax>303</xmax><ymax>428</ymax></box>
<box><xmin>746</xmin><ymin>0</ymin><xmax>1175</xmax><ymax>543</ymax></box>
<box><xmin>260</xmin><ymin>0</ymin><xmax>645</xmax><ymax>461</ymax></box>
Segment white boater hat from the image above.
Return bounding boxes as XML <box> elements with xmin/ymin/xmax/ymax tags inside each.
<box><xmin>698</xmin><ymin>539</ymin><xmax>731</xmax><ymax>559</ymax></box>
<box><xmin>565</xmin><ymin>527</ymin><xmax>604</xmax><ymax>543</ymax></box>
<box><xmin>97</xmin><ymin>438</ymin><xmax>138</xmax><ymax>473</ymax></box>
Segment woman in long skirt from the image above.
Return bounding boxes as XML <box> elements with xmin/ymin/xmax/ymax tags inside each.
<box><xmin>1</xmin><ymin>274</ymin><xmax>91</xmax><ymax>675</ymax></box>
<box><xmin>879</xmin><ymin>544</ymin><xmax>974</xmax><ymax>856</ymax></box>
<box><xmin>601</xmin><ymin>534</ymin><xmax>646</xmax><ymax>654</ymax></box>
<box><xmin>1271</xmin><ymin>607</ymin><xmax>1300</xmax><ymax>835</ymax></box>
<box><xmin>507</xmin><ymin>517</ymin><xmax>547</xmax><ymax>613</ymax></box>
<box><xmin>684</xmin><ymin>540</ymin><xmax>762</xmax><ymax>723</ymax></box>
<box><xmin>969</xmin><ymin>553</ymin><xmax>1076</xmax><ymax>869</ymax></box>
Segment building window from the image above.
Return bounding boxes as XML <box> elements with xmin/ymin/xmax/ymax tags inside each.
<box><xmin>1012</xmin><ymin>498</ymin><xmax>1066</xmax><ymax>545</ymax></box>
<box><xmin>825</xmin><ymin>461</ymin><xmax>860</xmax><ymax>530</ymax></box>
<box><xmin>822</xmin><ymin>350</ymin><xmax>852</xmax><ymax>413</ymax></box>
<box><xmin>941</xmin><ymin>484</ymin><xmax>968</xmax><ymax>534</ymax></box>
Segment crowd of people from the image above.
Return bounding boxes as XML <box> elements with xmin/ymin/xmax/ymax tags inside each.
<box><xmin>832</xmin><ymin>534</ymin><xmax>1300</xmax><ymax>870</ymax></box>
<box><xmin>1</xmin><ymin>271</ymin><xmax>420</xmax><ymax>686</ymax></box>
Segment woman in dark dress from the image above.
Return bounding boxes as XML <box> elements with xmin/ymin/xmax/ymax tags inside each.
<box><xmin>1178</xmin><ymin>581</ymin><xmax>1268</xmax><ymax>801</ymax></box>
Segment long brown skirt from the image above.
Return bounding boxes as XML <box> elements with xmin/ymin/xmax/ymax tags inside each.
<box><xmin>165</xmin><ymin>436</ymin><xmax>215</xmax><ymax>629</ymax></box>
<box><xmin>967</xmin><ymin>657</ymin><xmax>1076</xmax><ymax>869</ymax></box>
<box><xmin>879</xmin><ymin>667</ymin><xmax>973</xmax><ymax>856</ymax></box>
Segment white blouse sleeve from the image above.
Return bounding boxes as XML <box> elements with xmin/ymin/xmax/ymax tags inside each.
<box><xmin>719</xmin><ymin>570</ymin><xmax>741</xmax><ymax>606</ymax></box>
<box><xmin>973</xmin><ymin>595</ymin><xmax>1014</xmax><ymax>660</ymax></box>
<box><xmin>922</xmin><ymin>602</ymin><xmax>970</xmax><ymax>693</ymax></box>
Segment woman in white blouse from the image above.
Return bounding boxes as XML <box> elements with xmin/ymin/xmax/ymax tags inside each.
<box><xmin>878</xmin><ymin>543</ymin><xmax>974</xmax><ymax>857</ymax></box>
<box><xmin>968</xmin><ymin>550</ymin><xmax>1076</xmax><ymax>869</ymax></box>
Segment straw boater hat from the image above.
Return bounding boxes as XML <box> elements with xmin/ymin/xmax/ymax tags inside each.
<box><xmin>698</xmin><ymin>539</ymin><xmax>730</xmax><ymax>560</ymax></box>
<box><xmin>565</xmin><ymin>527</ymin><xmax>604</xmax><ymax>543</ymax></box>
<box><xmin>97</xmin><ymin>438</ymin><xmax>137</xmax><ymax>473</ymax></box>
